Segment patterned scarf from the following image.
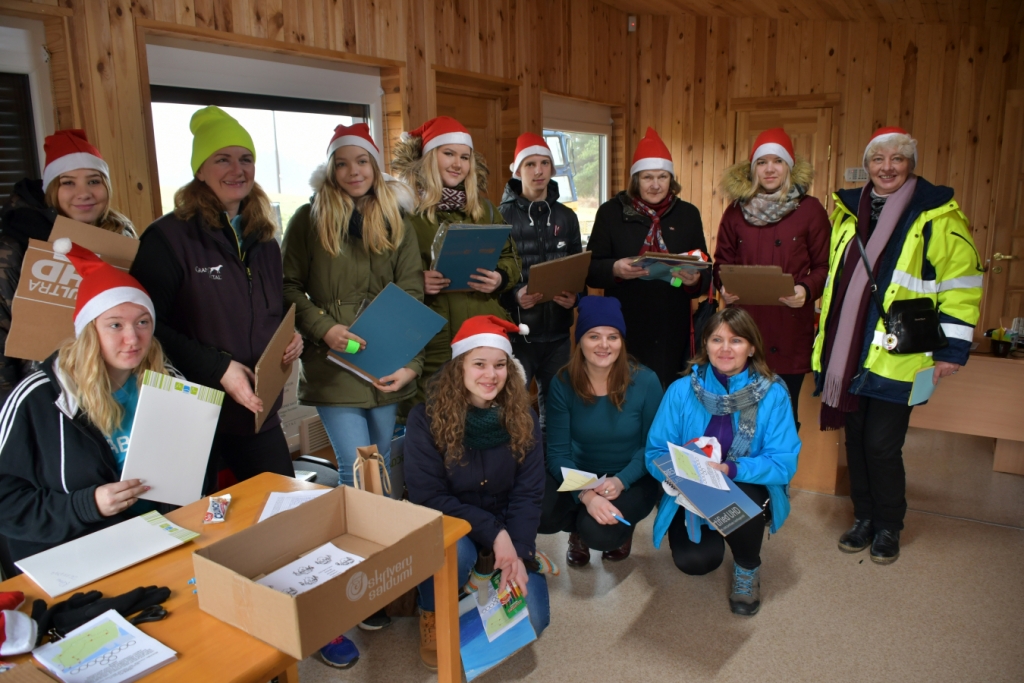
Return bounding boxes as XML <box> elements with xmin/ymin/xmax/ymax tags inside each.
<box><xmin>464</xmin><ymin>406</ymin><xmax>511</xmax><ymax>451</ymax></box>
<box><xmin>633</xmin><ymin>195</ymin><xmax>673</xmax><ymax>254</ymax></box>
<box><xmin>740</xmin><ymin>185</ymin><xmax>803</xmax><ymax>226</ymax></box>
<box><xmin>690</xmin><ymin>365</ymin><xmax>775</xmax><ymax>461</ymax></box>
<box><xmin>437</xmin><ymin>187</ymin><xmax>468</xmax><ymax>212</ymax></box>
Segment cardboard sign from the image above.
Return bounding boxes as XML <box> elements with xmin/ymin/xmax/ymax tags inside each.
<box><xmin>526</xmin><ymin>250</ymin><xmax>592</xmax><ymax>303</ymax></box>
<box><xmin>4</xmin><ymin>217</ymin><xmax>139</xmax><ymax>362</ymax></box>
<box><xmin>254</xmin><ymin>303</ymin><xmax>296</xmax><ymax>432</ymax></box>
<box><xmin>718</xmin><ymin>264</ymin><xmax>796</xmax><ymax>306</ymax></box>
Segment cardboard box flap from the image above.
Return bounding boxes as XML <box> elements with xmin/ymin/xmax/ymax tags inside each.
<box><xmin>344</xmin><ymin>486</ymin><xmax>443</xmax><ymax>545</ymax></box>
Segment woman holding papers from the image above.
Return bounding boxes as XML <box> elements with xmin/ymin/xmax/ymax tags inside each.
<box><xmin>131</xmin><ymin>107</ymin><xmax>302</xmax><ymax>489</ymax></box>
<box><xmin>392</xmin><ymin>116</ymin><xmax>522</xmax><ymax>405</ymax></box>
<box><xmin>538</xmin><ymin>297</ymin><xmax>663</xmax><ymax>566</ymax></box>
<box><xmin>813</xmin><ymin>127</ymin><xmax>981</xmax><ymax>564</ymax></box>
<box><xmin>0</xmin><ymin>130</ymin><xmax>136</xmax><ymax>404</ymax></box>
<box><xmin>714</xmin><ymin>128</ymin><xmax>829</xmax><ymax>426</ymax></box>
<box><xmin>586</xmin><ymin>128</ymin><xmax>709</xmax><ymax>388</ymax></box>
<box><xmin>646</xmin><ymin>308</ymin><xmax>799</xmax><ymax>616</ymax></box>
<box><xmin>0</xmin><ymin>240</ymin><xmax>172</xmax><ymax>561</ymax></box>
<box><xmin>405</xmin><ymin>316</ymin><xmax>548</xmax><ymax>671</ymax></box>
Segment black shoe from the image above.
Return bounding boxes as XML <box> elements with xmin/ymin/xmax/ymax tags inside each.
<box><xmin>838</xmin><ymin>519</ymin><xmax>874</xmax><ymax>553</ymax></box>
<box><xmin>870</xmin><ymin>529</ymin><xmax>901</xmax><ymax>564</ymax></box>
<box><xmin>358</xmin><ymin>608</ymin><xmax>392</xmax><ymax>631</ymax></box>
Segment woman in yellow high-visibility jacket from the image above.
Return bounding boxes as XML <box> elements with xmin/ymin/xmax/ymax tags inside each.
<box><xmin>812</xmin><ymin>127</ymin><xmax>982</xmax><ymax>565</ymax></box>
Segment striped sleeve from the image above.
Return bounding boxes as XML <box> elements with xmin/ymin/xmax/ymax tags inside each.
<box><xmin>927</xmin><ymin>211</ymin><xmax>984</xmax><ymax>365</ymax></box>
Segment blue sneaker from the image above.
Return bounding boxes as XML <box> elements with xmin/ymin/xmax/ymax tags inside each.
<box><xmin>729</xmin><ymin>563</ymin><xmax>761</xmax><ymax>616</ymax></box>
<box><xmin>319</xmin><ymin>635</ymin><xmax>359</xmax><ymax>669</ymax></box>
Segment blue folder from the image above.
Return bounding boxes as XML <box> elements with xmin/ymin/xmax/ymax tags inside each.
<box><xmin>327</xmin><ymin>283</ymin><xmax>445</xmax><ymax>383</ymax></box>
<box><xmin>652</xmin><ymin>448</ymin><xmax>763</xmax><ymax>536</ymax></box>
<box><xmin>431</xmin><ymin>224</ymin><xmax>512</xmax><ymax>291</ymax></box>
<box><xmin>459</xmin><ymin>594</ymin><xmax>536</xmax><ymax>681</ymax></box>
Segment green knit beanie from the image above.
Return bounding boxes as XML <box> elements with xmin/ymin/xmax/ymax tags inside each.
<box><xmin>189</xmin><ymin>106</ymin><xmax>256</xmax><ymax>175</ymax></box>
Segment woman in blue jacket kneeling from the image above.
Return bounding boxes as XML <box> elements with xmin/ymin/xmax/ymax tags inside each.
<box><xmin>646</xmin><ymin>308</ymin><xmax>800</xmax><ymax>616</ymax></box>
<box><xmin>405</xmin><ymin>315</ymin><xmax>549</xmax><ymax>671</ymax></box>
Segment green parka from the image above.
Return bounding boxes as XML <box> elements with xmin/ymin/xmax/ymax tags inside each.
<box><xmin>283</xmin><ymin>199</ymin><xmax>424</xmax><ymax>409</ymax></box>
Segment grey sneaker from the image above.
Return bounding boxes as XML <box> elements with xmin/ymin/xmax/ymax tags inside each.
<box><xmin>729</xmin><ymin>563</ymin><xmax>761</xmax><ymax>616</ymax></box>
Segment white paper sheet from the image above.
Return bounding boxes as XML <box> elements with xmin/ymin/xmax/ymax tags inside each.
<box><xmin>33</xmin><ymin>609</ymin><xmax>176</xmax><ymax>683</ymax></box>
<box><xmin>668</xmin><ymin>442</ymin><xmax>729</xmax><ymax>491</ymax></box>
<box><xmin>16</xmin><ymin>512</ymin><xmax>199</xmax><ymax>598</ymax></box>
<box><xmin>257</xmin><ymin>490</ymin><xmax>331</xmax><ymax>523</ymax></box>
<box><xmin>256</xmin><ymin>542</ymin><xmax>364</xmax><ymax>596</ymax></box>
<box><xmin>556</xmin><ymin>467</ymin><xmax>607</xmax><ymax>492</ymax></box>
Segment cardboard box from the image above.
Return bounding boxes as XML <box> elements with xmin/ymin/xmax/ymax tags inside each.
<box><xmin>4</xmin><ymin>217</ymin><xmax>139</xmax><ymax>361</ymax></box>
<box><xmin>192</xmin><ymin>486</ymin><xmax>444</xmax><ymax>658</ymax></box>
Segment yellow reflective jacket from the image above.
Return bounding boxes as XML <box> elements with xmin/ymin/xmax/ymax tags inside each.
<box><xmin>812</xmin><ymin>178</ymin><xmax>983</xmax><ymax>404</ymax></box>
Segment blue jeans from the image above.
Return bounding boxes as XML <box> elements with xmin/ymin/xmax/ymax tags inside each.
<box><xmin>316</xmin><ymin>404</ymin><xmax>398</xmax><ymax>487</ymax></box>
<box><xmin>417</xmin><ymin>536</ymin><xmax>550</xmax><ymax>637</ymax></box>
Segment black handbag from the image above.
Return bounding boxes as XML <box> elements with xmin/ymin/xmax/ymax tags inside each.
<box><xmin>854</xmin><ymin>235</ymin><xmax>948</xmax><ymax>355</ymax></box>
<box><xmin>690</xmin><ymin>273</ymin><xmax>718</xmax><ymax>358</ymax></box>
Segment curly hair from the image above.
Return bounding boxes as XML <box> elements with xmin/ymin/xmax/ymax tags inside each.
<box><xmin>173</xmin><ymin>178</ymin><xmax>277</xmax><ymax>241</ymax></box>
<box><xmin>45</xmin><ymin>175</ymin><xmax>136</xmax><ymax>237</ymax></box>
<box><xmin>425</xmin><ymin>352</ymin><xmax>535</xmax><ymax>469</ymax></box>
<box><xmin>312</xmin><ymin>154</ymin><xmax>405</xmax><ymax>256</ymax></box>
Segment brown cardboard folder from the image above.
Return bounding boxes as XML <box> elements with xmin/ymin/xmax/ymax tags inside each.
<box><xmin>525</xmin><ymin>251</ymin><xmax>592</xmax><ymax>303</ymax></box>
<box><xmin>254</xmin><ymin>304</ymin><xmax>296</xmax><ymax>432</ymax></box>
<box><xmin>5</xmin><ymin>217</ymin><xmax>140</xmax><ymax>362</ymax></box>
<box><xmin>718</xmin><ymin>265</ymin><xmax>795</xmax><ymax>306</ymax></box>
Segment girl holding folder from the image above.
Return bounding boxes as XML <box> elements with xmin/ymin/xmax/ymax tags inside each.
<box><xmin>0</xmin><ymin>241</ymin><xmax>172</xmax><ymax>562</ymax></box>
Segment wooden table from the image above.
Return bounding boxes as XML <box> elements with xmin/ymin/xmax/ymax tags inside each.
<box><xmin>0</xmin><ymin>473</ymin><xmax>472</xmax><ymax>683</ymax></box>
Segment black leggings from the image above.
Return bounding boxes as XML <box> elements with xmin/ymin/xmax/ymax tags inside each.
<box><xmin>538</xmin><ymin>472</ymin><xmax>661</xmax><ymax>551</ymax></box>
<box><xmin>203</xmin><ymin>427</ymin><xmax>294</xmax><ymax>494</ymax></box>
<box><xmin>668</xmin><ymin>481</ymin><xmax>769</xmax><ymax>573</ymax></box>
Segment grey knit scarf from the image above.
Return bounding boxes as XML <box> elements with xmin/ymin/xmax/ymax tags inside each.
<box><xmin>690</xmin><ymin>366</ymin><xmax>775</xmax><ymax>461</ymax></box>
<box><xmin>740</xmin><ymin>184</ymin><xmax>803</xmax><ymax>226</ymax></box>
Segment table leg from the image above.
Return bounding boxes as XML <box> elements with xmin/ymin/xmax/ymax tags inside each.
<box><xmin>275</xmin><ymin>663</ymin><xmax>299</xmax><ymax>683</ymax></box>
<box><xmin>993</xmin><ymin>439</ymin><xmax>1024</xmax><ymax>475</ymax></box>
<box><xmin>434</xmin><ymin>541</ymin><xmax>461</xmax><ymax>683</ymax></box>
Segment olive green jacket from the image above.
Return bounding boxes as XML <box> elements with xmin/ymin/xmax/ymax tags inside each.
<box><xmin>282</xmin><ymin>203</ymin><xmax>425</xmax><ymax>408</ymax></box>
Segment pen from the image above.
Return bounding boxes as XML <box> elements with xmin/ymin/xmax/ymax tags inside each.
<box><xmin>612</xmin><ymin>515</ymin><xmax>631</xmax><ymax>526</ymax></box>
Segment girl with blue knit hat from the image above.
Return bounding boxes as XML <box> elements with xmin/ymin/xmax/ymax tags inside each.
<box><xmin>131</xmin><ymin>106</ymin><xmax>302</xmax><ymax>492</ymax></box>
<box><xmin>537</xmin><ymin>296</ymin><xmax>664</xmax><ymax>567</ymax></box>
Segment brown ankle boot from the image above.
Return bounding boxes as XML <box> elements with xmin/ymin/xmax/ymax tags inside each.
<box><xmin>566</xmin><ymin>532</ymin><xmax>590</xmax><ymax>567</ymax></box>
<box><xmin>419</xmin><ymin>608</ymin><xmax>437</xmax><ymax>671</ymax></box>
<box><xmin>601</xmin><ymin>534</ymin><xmax>633</xmax><ymax>562</ymax></box>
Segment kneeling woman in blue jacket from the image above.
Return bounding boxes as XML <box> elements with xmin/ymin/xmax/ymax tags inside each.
<box><xmin>0</xmin><ymin>240</ymin><xmax>172</xmax><ymax>562</ymax></box>
<box><xmin>646</xmin><ymin>308</ymin><xmax>800</xmax><ymax>616</ymax></box>
<box><xmin>405</xmin><ymin>315</ymin><xmax>549</xmax><ymax>671</ymax></box>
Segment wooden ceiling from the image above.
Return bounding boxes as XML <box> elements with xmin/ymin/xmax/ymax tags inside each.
<box><xmin>596</xmin><ymin>0</ymin><xmax>1024</xmax><ymax>24</ymax></box>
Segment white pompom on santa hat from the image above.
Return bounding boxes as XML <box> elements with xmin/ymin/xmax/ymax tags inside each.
<box><xmin>630</xmin><ymin>127</ymin><xmax>674</xmax><ymax>176</ymax></box>
<box><xmin>749</xmin><ymin>127</ymin><xmax>795</xmax><ymax>169</ymax></box>
<box><xmin>402</xmin><ymin>116</ymin><xmax>473</xmax><ymax>156</ymax></box>
<box><xmin>0</xmin><ymin>591</ymin><xmax>37</xmax><ymax>656</ymax></box>
<box><xmin>451</xmin><ymin>315</ymin><xmax>528</xmax><ymax>359</ymax></box>
<box><xmin>41</xmin><ymin>129</ymin><xmax>109</xmax><ymax>191</ymax></box>
<box><xmin>509</xmin><ymin>132</ymin><xmax>552</xmax><ymax>177</ymax></box>
<box><xmin>52</xmin><ymin>238</ymin><xmax>155</xmax><ymax>338</ymax></box>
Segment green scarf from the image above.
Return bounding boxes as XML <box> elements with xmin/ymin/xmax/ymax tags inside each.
<box><xmin>464</xmin><ymin>406</ymin><xmax>511</xmax><ymax>451</ymax></box>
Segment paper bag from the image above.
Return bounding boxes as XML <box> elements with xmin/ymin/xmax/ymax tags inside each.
<box><xmin>353</xmin><ymin>445</ymin><xmax>390</xmax><ymax>497</ymax></box>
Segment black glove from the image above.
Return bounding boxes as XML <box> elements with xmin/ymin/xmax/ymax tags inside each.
<box><xmin>31</xmin><ymin>586</ymin><xmax>171</xmax><ymax>642</ymax></box>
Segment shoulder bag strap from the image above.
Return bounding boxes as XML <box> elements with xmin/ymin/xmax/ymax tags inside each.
<box><xmin>853</xmin><ymin>234</ymin><xmax>890</xmax><ymax>332</ymax></box>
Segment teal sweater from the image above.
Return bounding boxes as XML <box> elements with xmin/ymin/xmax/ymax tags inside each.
<box><xmin>546</xmin><ymin>364</ymin><xmax>664</xmax><ymax>493</ymax></box>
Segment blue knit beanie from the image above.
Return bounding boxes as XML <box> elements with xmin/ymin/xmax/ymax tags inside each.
<box><xmin>575</xmin><ymin>296</ymin><xmax>626</xmax><ymax>342</ymax></box>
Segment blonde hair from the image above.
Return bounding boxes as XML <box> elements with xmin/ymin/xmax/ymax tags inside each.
<box><xmin>45</xmin><ymin>175</ymin><xmax>137</xmax><ymax>237</ymax></box>
<box><xmin>57</xmin><ymin>323</ymin><xmax>168</xmax><ymax>437</ymax></box>
<box><xmin>312</xmin><ymin>154</ymin><xmax>405</xmax><ymax>256</ymax></box>
<box><xmin>173</xmin><ymin>178</ymin><xmax>277</xmax><ymax>241</ymax></box>
<box><xmin>753</xmin><ymin>161</ymin><xmax>793</xmax><ymax>203</ymax></box>
<box><xmin>416</xmin><ymin>148</ymin><xmax>488</xmax><ymax>223</ymax></box>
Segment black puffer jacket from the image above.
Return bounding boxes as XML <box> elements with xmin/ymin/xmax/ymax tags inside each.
<box><xmin>498</xmin><ymin>179</ymin><xmax>582</xmax><ymax>342</ymax></box>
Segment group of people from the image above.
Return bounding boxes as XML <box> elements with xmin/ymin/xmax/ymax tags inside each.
<box><xmin>0</xmin><ymin>103</ymin><xmax>982</xmax><ymax>671</ymax></box>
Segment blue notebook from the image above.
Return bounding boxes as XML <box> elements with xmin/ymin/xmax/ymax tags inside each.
<box><xmin>633</xmin><ymin>253</ymin><xmax>710</xmax><ymax>283</ymax></box>
<box><xmin>459</xmin><ymin>593</ymin><xmax>536</xmax><ymax>681</ymax></box>
<box><xmin>652</xmin><ymin>445</ymin><xmax>763</xmax><ymax>536</ymax></box>
<box><xmin>327</xmin><ymin>283</ymin><xmax>445</xmax><ymax>383</ymax></box>
<box><xmin>430</xmin><ymin>224</ymin><xmax>512</xmax><ymax>291</ymax></box>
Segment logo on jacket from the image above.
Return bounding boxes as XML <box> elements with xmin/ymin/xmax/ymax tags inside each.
<box><xmin>195</xmin><ymin>264</ymin><xmax>224</xmax><ymax>280</ymax></box>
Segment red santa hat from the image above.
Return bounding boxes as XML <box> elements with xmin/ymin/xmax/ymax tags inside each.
<box><xmin>42</xmin><ymin>129</ymin><xmax>110</xmax><ymax>191</ymax></box>
<box><xmin>750</xmin><ymin>128</ymin><xmax>795</xmax><ymax>169</ymax></box>
<box><xmin>52</xmin><ymin>238</ymin><xmax>155</xmax><ymax>337</ymax></box>
<box><xmin>509</xmin><ymin>132</ymin><xmax>552</xmax><ymax>177</ymax></box>
<box><xmin>451</xmin><ymin>315</ymin><xmax>529</xmax><ymax>359</ymax></box>
<box><xmin>405</xmin><ymin>116</ymin><xmax>473</xmax><ymax>156</ymax></box>
<box><xmin>327</xmin><ymin>122</ymin><xmax>384</xmax><ymax>169</ymax></box>
<box><xmin>630</xmin><ymin>127</ymin><xmax>674</xmax><ymax>176</ymax></box>
<box><xmin>863</xmin><ymin>126</ymin><xmax>917</xmax><ymax>169</ymax></box>
<box><xmin>0</xmin><ymin>591</ymin><xmax>36</xmax><ymax>657</ymax></box>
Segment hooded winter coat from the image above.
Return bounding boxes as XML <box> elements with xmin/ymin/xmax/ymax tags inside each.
<box><xmin>282</xmin><ymin>169</ymin><xmax>424</xmax><ymax>408</ymax></box>
<box><xmin>587</xmin><ymin>191</ymin><xmax>709</xmax><ymax>388</ymax></box>
<box><xmin>391</xmin><ymin>136</ymin><xmax>522</xmax><ymax>397</ymax></box>
<box><xmin>498</xmin><ymin>178</ymin><xmax>582</xmax><ymax>342</ymax></box>
<box><xmin>713</xmin><ymin>159</ymin><xmax>830</xmax><ymax>375</ymax></box>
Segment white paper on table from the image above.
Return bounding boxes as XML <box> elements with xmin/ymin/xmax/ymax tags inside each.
<box><xmin>257</xmin><ymin>490</ymin><xmax>331</xmax><ymax>523</ymax></box>
<box><xmin>474</xmin><ymin>582</ymin><xmax>530</xmax><ymax>643</ymax></box>
<box><xmin>256</xmin><ymin>542</ymin><xmax>364</xmax><ymax>596</ymax></box>
<box><xmin>557</xmin><ymin>467</ymin><xmax>607</xmax><ymax>492</ymax></box>
<box><xmin>16</xmin><ymin>512</ymin><xmax>198</xmax><ymax>598</ymax></box>
<box><xmin>667</xmin><ymin>442</ymin><xmax>729</xmax><ymax>491</ymax></box>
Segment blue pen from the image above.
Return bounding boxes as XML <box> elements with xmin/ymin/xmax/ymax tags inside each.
<box><xmin>612</xmin><ymin>515</ymin><xmax>631</xmax><ymax>526</ymax></box>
